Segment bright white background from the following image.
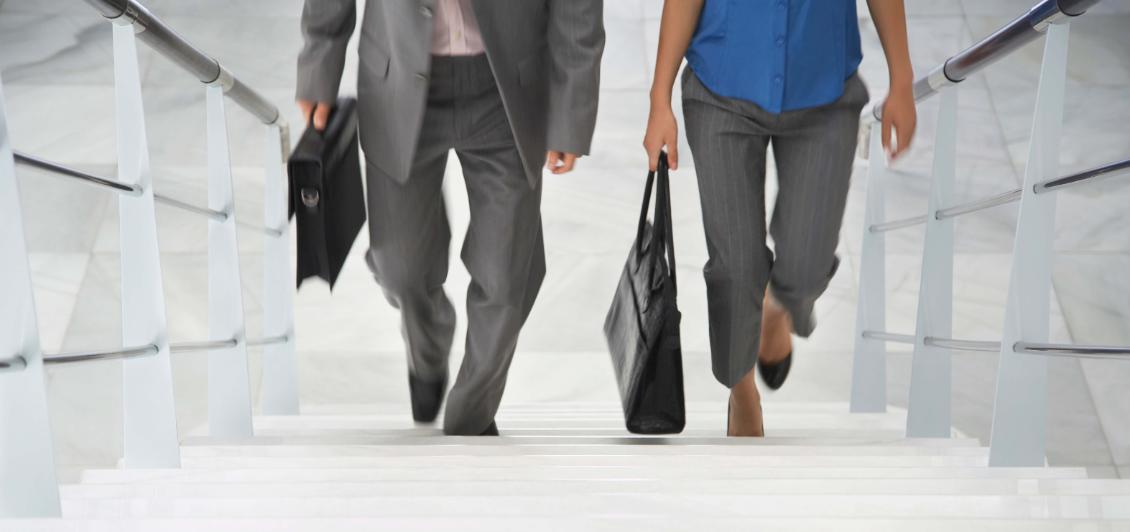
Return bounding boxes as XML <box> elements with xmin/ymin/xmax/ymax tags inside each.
<box><xmin>1</xmin><ymin>0</ymin><xmax>1128</xmax><ymax>479</ymax></box>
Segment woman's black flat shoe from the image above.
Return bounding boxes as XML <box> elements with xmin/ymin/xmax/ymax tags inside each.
<box><xmin>758</xmin><ymin>352</ymin><xmax>792</xmax><ymax>391</ymax></box>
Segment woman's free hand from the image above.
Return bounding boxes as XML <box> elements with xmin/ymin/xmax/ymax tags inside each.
<box><xmin>880</xmin><ymin>82</ymin><xmax>917</xmax><ymax>160</ymax></box>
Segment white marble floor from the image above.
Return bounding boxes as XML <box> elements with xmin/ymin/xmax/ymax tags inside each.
<box><xmin>1</xmin><ymin>0</ymin><xmax>1128</xmax><ymax>479</ymax></box>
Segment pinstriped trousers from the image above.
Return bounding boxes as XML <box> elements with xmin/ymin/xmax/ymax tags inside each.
<box><xmin>364</xmin><ymin>55</ymin><xmax>545</xmax><ymax>435</ymax></box>
<box><xmin>681</xmin><ymin>67</ymin><xmax>869</xmax><ymax>388</ymax></box>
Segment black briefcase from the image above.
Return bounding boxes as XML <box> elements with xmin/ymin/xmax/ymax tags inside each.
<box><xmin>288</xmin><ymin>97</ymin><xmax>366</xmax><ymax>290</ymax></box>
<box><xmin>603</xmin><ymin>153</ymin><xmax>686</xmax><ymax>434</ymax></box>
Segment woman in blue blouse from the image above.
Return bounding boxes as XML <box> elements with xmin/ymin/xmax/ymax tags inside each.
<box><xmin>644</xmin><ymin>0</ymin><xmax>917</xmax><ymax>436</ymax></box>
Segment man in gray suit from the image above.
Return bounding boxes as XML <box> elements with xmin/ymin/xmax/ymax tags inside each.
<box><xmin>296</xmin><ymin>0</ymin><xmax>604</xmax><ymax>435</ymax></box>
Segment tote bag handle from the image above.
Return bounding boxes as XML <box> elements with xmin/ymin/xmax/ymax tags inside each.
<box><xmin>634</xmin><ymin>152</ymin><xmax>678</xmax><ymax>293</ymax></box>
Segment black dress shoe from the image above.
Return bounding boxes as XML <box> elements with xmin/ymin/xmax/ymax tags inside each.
<box><xmin>479</xmin><ymin>421</ymin><xmax>499</xmax><ymax>436</ymax></box>
<box><xmin>757</xmin><ymin>351</ymin><xmax>792</xmax><ymax>391</ymax></box>
<box><xmin>408</xmin><ymin>373</ymin><xmax>447</xmax><ymax>423</ymax></box>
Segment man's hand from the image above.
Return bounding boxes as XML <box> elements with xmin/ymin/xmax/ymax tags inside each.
<box><xmin>298</xmin><ymin>99</ymin><xmax>333</xmax><ymax>131</ymax></box>
<box><xmin>546</xmin><ymin>151</ymin><xmax>580</xmax><ymax>175</ymax></box>
<box><xmin>881</xmin><ymin>82</ymin><xmax>917</xmax><ymax>160</ymax></box>
<box><xmin>643</xmin><ymin>104</ymin><xmax>679</xmax><ymax>171</ymax></box>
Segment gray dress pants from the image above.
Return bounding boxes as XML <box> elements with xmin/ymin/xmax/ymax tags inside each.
<box><xmin>365</xmin><ymin>55</ymin><xmax>545</xmax><ymax>435</ymax></box>
<box><xmin>681</xmin><ymin>67</ymin><xmax>869</xmax><ymax>388</ymax></box>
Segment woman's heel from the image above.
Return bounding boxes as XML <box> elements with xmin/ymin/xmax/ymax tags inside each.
<box><xmin>727</xmin><ymin>392</ymin><xmax>765</xmax><ymax>437</ymax></box>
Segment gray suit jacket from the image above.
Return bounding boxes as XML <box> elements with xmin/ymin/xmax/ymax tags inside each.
<box><xmin>297</xmin><ymin>0</ymin><xmax>605</xmax><ymax>185</ymax></box>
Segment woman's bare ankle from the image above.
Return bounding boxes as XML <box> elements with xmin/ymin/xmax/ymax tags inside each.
<box><xmin>758</xmin><ymin>297</ymin><xmax>793</xmax><ymax>365</ymax></box>
<box><xmin>728</xmin><ymin>372</ymin><xmax>764</xmax><ymax>437</ymax></box>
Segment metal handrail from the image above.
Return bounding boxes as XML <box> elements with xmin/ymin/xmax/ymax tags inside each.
<box><xmin>154</xmin><ymin>195</ymin><xmax>227</xmax><ymax>223</ymax></box>
<box><xmin>868</xmin><ymin>157</ymin><xmax>1130</xmax><ymax>225</ymax></box>
<box><xmin>935</xmin><ymin>188</ymin><xmax>1022</xmax><ymax>221</ymax></box>
<box><xmin>0</xmin><ymin>356</ymin><xmax>28</xmax><ymax>373</ymax></box>
<box><xmin>912</xmin><ymin>337</ymin><xmax>1130</xmax><ymax>357</ymax></box>
<box><xmin>925</xmin><ymin>336</ymin><xmax>1001</xmax><ymax>353</ymax></box>
<box><xmin>43</xmin><ymin>344</ymin><xmax>159</xmax><ymax>365</ymax></box>
<box><xmin>871</xmin><ymin>0</ymin><xmax>1101</xmax><ymax>121</ymax></box>
<box><xmin>82</xmin><ymin>0</ymin><xmax>283</xmax><ymax>129</ymax></box>
<box><xmin>1035</xmin><ymin>158</ymin><xmax>1130</xmax><ymax>193</ymax></box>
<box><xmin>869</xmin><ymin>214</ymin><xmax>927</xmax><ymax>233</ymax></box>
<box><xmin>170</xmin><ymin>338</ymin><xmax>239</xmax><ymax>354</ymax></box>
<box><xmin>14</xmin><ymin>151</ymin><xmax>140</xmax><ymax>195</ymax></box>
<box><xmin>0</xmin><ymin>2</ymin><xmax>300</xmax><ymax>506</ymax></box>
<box><xmin>862</xmin><ymin>330</ymin><xmax>916</xmax><ymax>344</ymax></box>
<box><xmin>247</xmin><ymin>335</ymin><xmax>289</xmax><ymax>347</ymax></box>
<box><xmin>14</xmin><ymin>151</ymin><xmax>284</xmax><ymax>235</ymax></box>
<box><xmin>243</xmin><ymin>221</ymin><xmax>284</xmax><ymax>238</ymax></box>
<box><xmin>1015</xmin><ymin>342</ymin><xmax>1130</xmax><ymax>358</ymax></box>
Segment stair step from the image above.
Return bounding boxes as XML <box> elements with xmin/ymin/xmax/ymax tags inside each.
<box><xmin>178</xmin><ymin>454</ymin><xmax>995</xmax><ymax>469</ymax></box>
<box><xmin>58</xmin><ymin>478</ymin><xmax>1130</xmax><ymax>499</ymax></box>
<box><xmin>297</xmin><ymin>401</ymin><xmax>872</xmax><ymax>416</ymax></box>
<box><xmin>179</xmin><ymin>441</ymin><xmax>988</xmax><ymax>458</ymax></box>
<box><xmin>171</xmin><ymin>447</ymin><xmax>1003</xmax><ymax>467</ymax></box>
<box><xmin>185</xmin><ymin>433</ymin><xmax>983</xmax><ymax>447</ymax></box>
<box><xmin>78</xmin><ymin>465</ymin><xmax>1090</xmax><ymax>484</ymax></box>
<box><xmin>230</xmin><ymin>428</ymin><xmax>936</xmax><ymax>440</ymax></box>
<box><xmin>12</xmin><ymin>517</ymin><xmax>1130</xmax><ymax>532</ymax></box>
<box><xmin>42</xmin><ymin>399</ymin><xmax>1130</xmax><ymax>524</ymax></box>
<box><xmin>248</xmin><ymin>412</ymin><xmax>912</xmax><ymax>431</ymax></box>
<box><xmin>58</xmin><ymin>493</ymin><xmax>1130</xmax><ymax>519</ymax></box>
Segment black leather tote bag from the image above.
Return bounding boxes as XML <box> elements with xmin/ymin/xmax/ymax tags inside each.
<box><xmin>603</xmin><ymin>153</ymin><xmax>686</xmax><ymax>434</ymax></box>
<box><xmin>287</xmin><ymin>97</ymin><xmax>366</xmax><ymax>290</ymax></box>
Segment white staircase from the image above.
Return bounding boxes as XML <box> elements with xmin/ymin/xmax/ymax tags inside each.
<box><xmin>11</xmin><ymin>401</ymin><xmax>1130</xmax><ymax>530</ymax></box>
<box><xmin>4</xmin><ymin>1</ymin><xmax>1130</xmax><ymax>530</ymax></box>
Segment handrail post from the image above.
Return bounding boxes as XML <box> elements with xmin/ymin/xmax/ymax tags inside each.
<box><xmin>989</xmin><ymin>21</ymin><xmax>1070</xmax><ymax>467</ymax></box>
<box><xmin>0</xmin><ymin>75</ymin><xmax>63</xmax><ymax>518</ymax></box>
<box><xmin>113</xmin><ymin>22</ymin><xmax>181</xmax><ymax>468</ymax></box>
<box><xmin>906</xmin><ymin>86</ymin><xmax>958</xmax><ymax>438</ymax></box>
<box><xmin>205</xmin><ymin>85</ymin><xmax>255</xmax><ymax>437</ymax></box>
<box><xmin>259</xmin><ymin>124</ymin><xmax>300</xmax><ymax>414</ymax></box>
<box><xmin>850</xmin><ymin>126</ymin><xmax>888</xmax><ymax>413</ymax></box>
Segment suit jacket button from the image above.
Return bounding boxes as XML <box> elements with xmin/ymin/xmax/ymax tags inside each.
<box><xmin>420</xmin><ymin>6</ymin><xmax>433</xmax><ymax>18</ymax></box>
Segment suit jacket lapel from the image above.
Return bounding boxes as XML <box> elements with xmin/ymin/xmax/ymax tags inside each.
<box><xmin>469</xmin><ymin>0</ymin><xmax>493</xmax><ymax>46</ymax></box>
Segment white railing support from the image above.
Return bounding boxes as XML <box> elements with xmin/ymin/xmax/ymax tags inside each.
<box><xmin>205</xmin><ymin>85</ymin><xmax>254</xmax><ymax>438</ymax></box>
<box><xmin>259</xmin><ymin>124</ymin><xmax>299</xmax><ymax>415</ymax></box>
<box><xmin>905</xmin><ymin>87</ymin><xmax>959</xmax><ymax>438</ymax></box>
<box><xmin>989</xmin><ymin>21</ymin><xmax>1071</xmax><ymax>467</ymax></box>
<box><xmin>0</xmin><ymin>76</ymin><xmax>62</xmax><ymax>518</ymax></box>
<box><xmin>850</xmin><ymin>126</ymin><xmax>888</xmax><ymax>413</ymax></box>
<box><xmin>113</xmin><ymin>22</ymin><xmax>181</xmax><ymax>468</ymax></box>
